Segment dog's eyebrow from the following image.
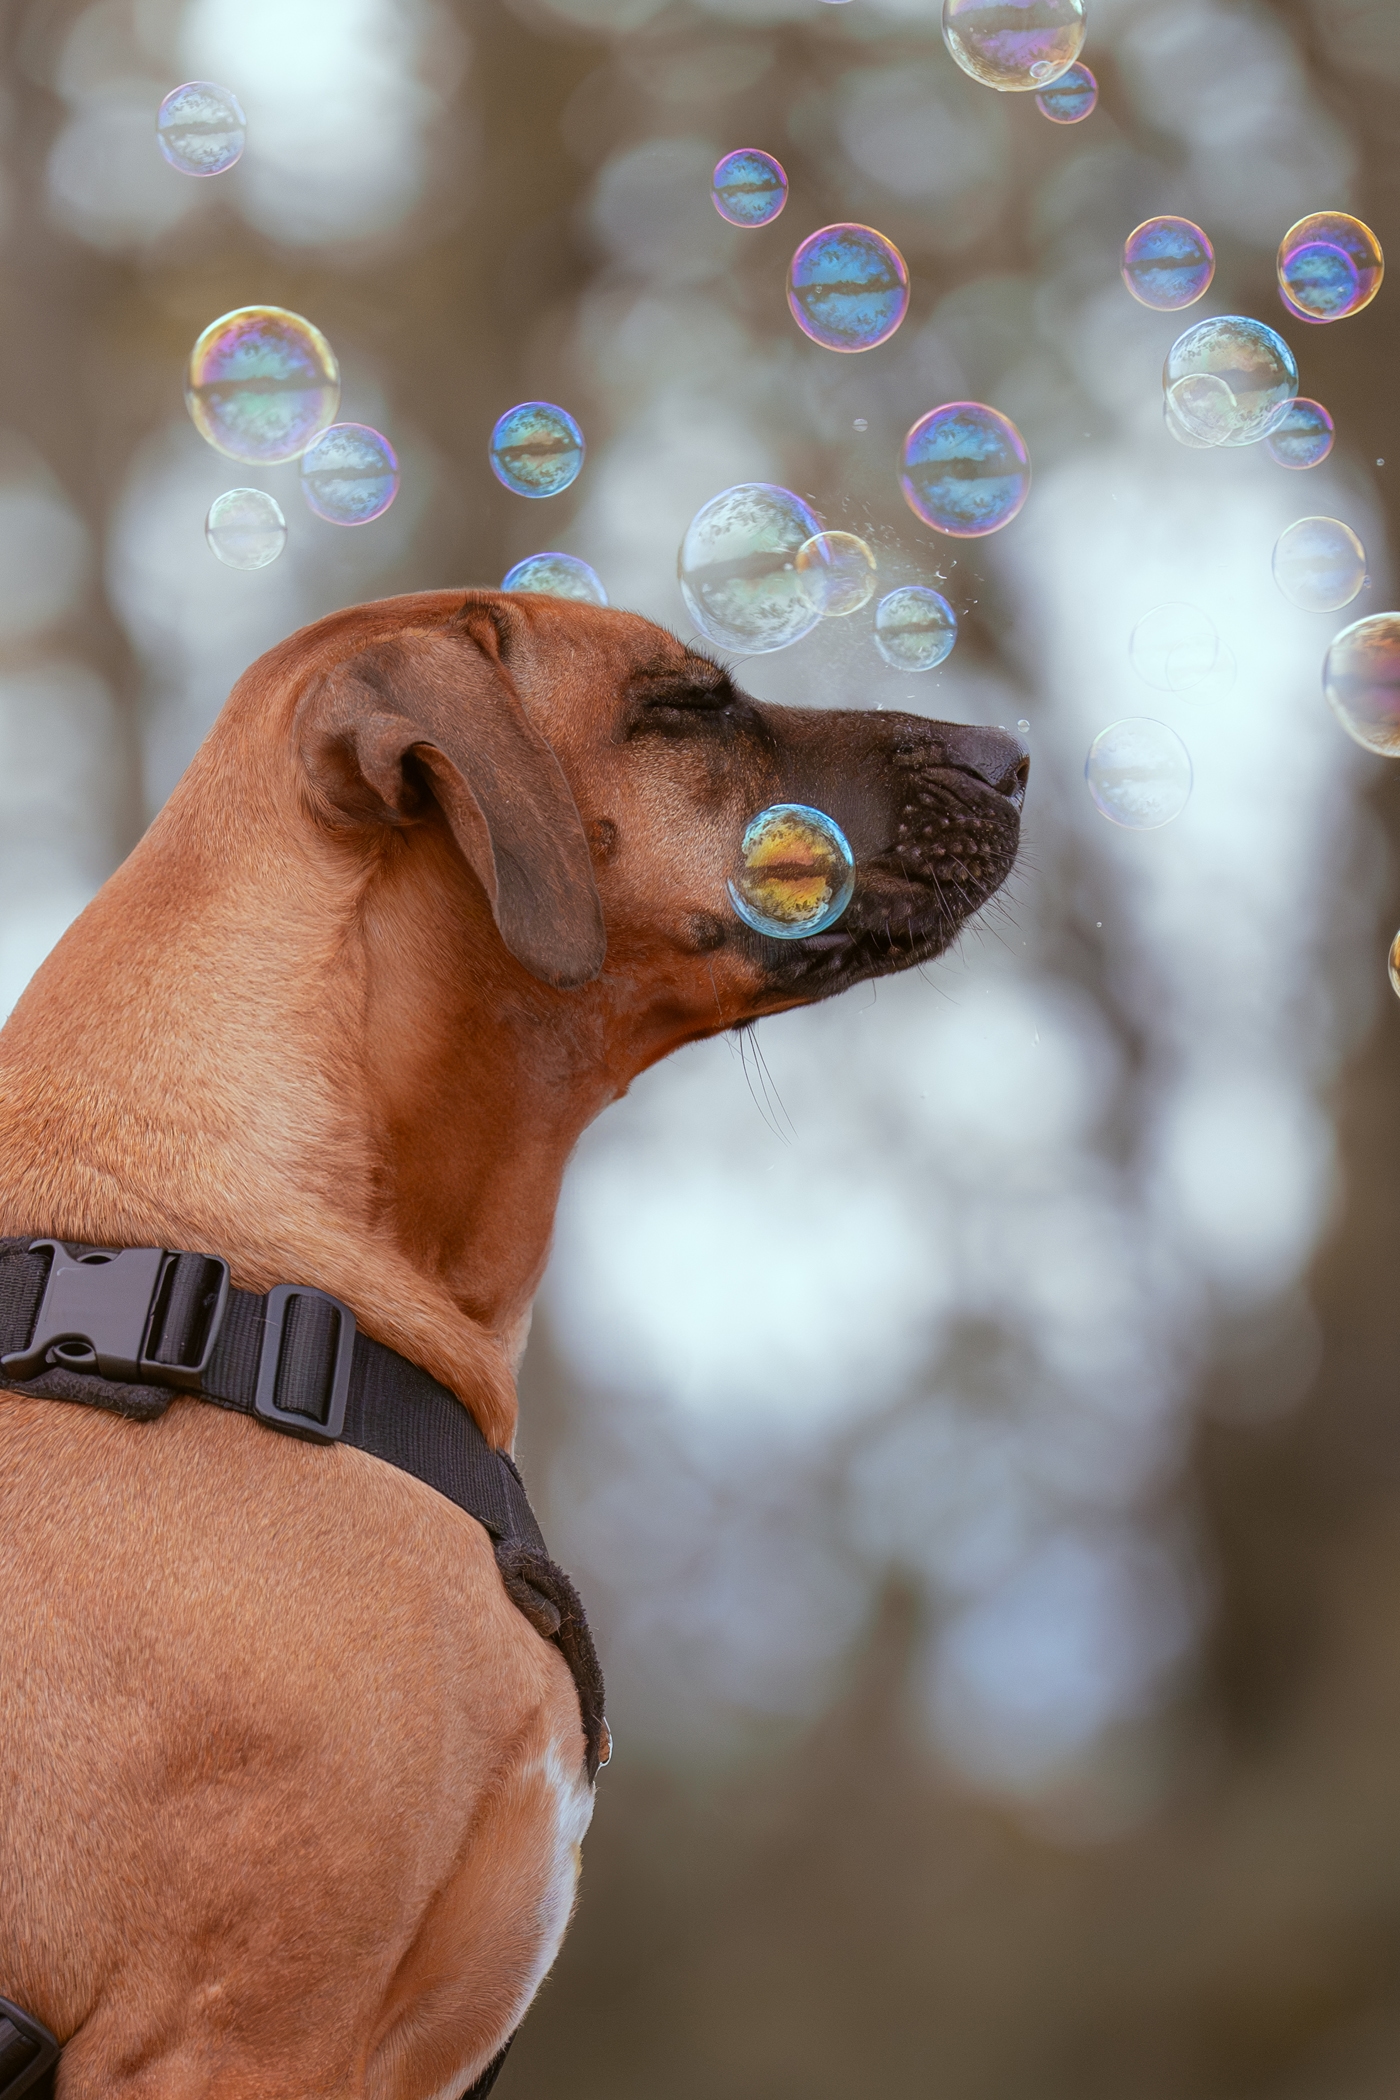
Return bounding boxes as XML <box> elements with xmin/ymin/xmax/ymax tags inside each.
<box><xmin>626</xmin><ymin>654</ymin><xmax>740</xmax><ymax>705</ymax></box>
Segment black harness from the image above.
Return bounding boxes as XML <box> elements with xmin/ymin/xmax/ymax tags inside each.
<box><xmin>0</xmin><ymin>1233</ymin><xmax>607</xmax><ymax>2100</ymax></box>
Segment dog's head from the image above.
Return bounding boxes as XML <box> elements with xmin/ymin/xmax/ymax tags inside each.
<box><xmin>291</xmin><ymin>589</ymin><xmax>1026</xmax><ymax>1058</ymax></box>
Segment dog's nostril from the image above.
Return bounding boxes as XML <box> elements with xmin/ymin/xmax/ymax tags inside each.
<box><xmin>939</xmin><ymin>723</ymin><xmax>1029</xmax><ymax>799</ymax></box>
<box><xmin>1000</xmin><ymin>752</ymin><xmax>1031</xmax><ymax>804</ymax></box>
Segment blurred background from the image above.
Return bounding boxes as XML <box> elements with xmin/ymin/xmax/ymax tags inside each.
<box><xmin>2</xmin><ymin>0</ymin><xmax>1400</xmax><ymax>2089</ymax></box>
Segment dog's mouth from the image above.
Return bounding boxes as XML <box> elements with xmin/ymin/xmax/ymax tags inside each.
<box><xmin>743</xmin><ymin>745</ymin><xmax>1026</xmax><ymax>999</ymax></box>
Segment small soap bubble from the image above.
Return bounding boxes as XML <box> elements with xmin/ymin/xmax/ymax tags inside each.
<box><xmin>1389</xmin><ymin>929</ymin><xmax>1400</xmax><ymax>999</ymax></box>
<box><xmin>186</xmin><ymin>306</ymin><xmax>340</xmax><ymax>465</ymax></box>
<box><xmin>1265</xmin><ymin>398</ymin><xmax>1335</xmax><ymax>470</ymax></box>
<box><xmin>712</xmin><ymin>149</ymin><xmax>788</xmax><ymax>228</ymax></box>
<box><xmin>156</xmin><ymin>80</ymin><xmax>245</xmax><ymax>176</ymax></box>
<box><xmin>299</xmin><ymin>423</ymin><xmax>399</xmax><ymax>526</ymax></box>
<box><xmin>874</xmin><ymin>586</ymin><xmax>958</xmax><ymax>670</ymax></box>
<box><xmin>1272</xmin><ymin>517</ymin><xmax>1367</xmax><ymax>614</ymax></box>
<box><xmin>1035</xmin><ymin>61</ymin><xmax>1097</xmax><ymax>122</ymax></box>
<box><xmin>1277</xmin><ymin>212</ymin><xmax>1383</xmax><ymax>323</ymax></box>
<box><xmin>1122</xmin><ymin>217</ymin><xmax>1215</xmax><ymax>311</ymax></box>
<box><xmin>900</xmin><ymin>403</ymin><xmax>1030</xmax><ymax>538</ymax></box>
<box><xmin>1324</xmin><ymin>613</ymin><xmax>1400</xmax><ymax>754</ymax></box>
<box><xmin>853</xmin><ymin>417</ymin><xmax>868</xmax><ymax>431</ymax></box>
<box><xmin>1130</xmin><ymin>603</ymin><xmax>1218</xmax><ymax>691</ymax></box>
<box><xmin>1163</xmin><ymin>316</ymin><xmax>1297</xmax><ymax>447</ymax></box>
<box><xmin>942</xmin><ymin>0</ymin><xmax>1086</xmax><ymax>90</ymax></box>
<box><xmin>729</xmin><ymin>804</ymin><xmax>855</xmax><ymax>940</ymax></box>
<box><xmin>204</xmin><ymin>487</ymin><xmax>286</xmax><ymax>570</ymax></box>
<box><xmin>798</xmin><ymin>531</ymin><xmax>877</xmax><ymax>617</ymax></box>
<box><xmin>1166</xmin><ymin>373</ymin><xmax>1237</xmax><ymax>447</ymax></box>
<box><xmin>502</xmin><ymin>552</ymin><xmax>608</xmax><ymax>605</ymax></box>
<box><xmin>788</xmin><ymin>224</ymin><xmax>909</xmax><ymax>353</ymax></box>
<box><xmin>1017</xmin><ymin>718</ymin><xmax>1031</xmax><ymax>733</ymax></box>
<box><xmin>1186</xmin><ymin>641</ymin><xmax>1237</xmax><ymax>702</ymax></box>
<box><xmin>1085</xmin><ymin>719</ymin><xmax>1192</xmax><ymax>829</ymax></box>
<box><xmin>678</xmin><ymin>483</ymin><xmax>826</xmax><ymax>653</ymax></box>
<box><xmin>1163</xmin><ymin>391</ymin><xmax>1215</xmax><ymax>451</ymax></box>
<box><xmin>489</xmin><ymin>402</ymin><xmax>584</xmax><ymax>499</ymax></box>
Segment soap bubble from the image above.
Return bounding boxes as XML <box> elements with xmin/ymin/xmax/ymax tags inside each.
<box><xmin>728</xmin><ymin>805</ymin><xmax>855</xmax><ymax>940</ymax></box>
<box><xmin>489</xmin><ymin>402</ymin><xmax>584</xmax><ymax>498</ymax></box>
<box><xmin>712</xmin><ymin>149</ymin><xmax>788</xmax><ymax>228</ymax></box>
<box><xmin>1323</xmin><ymin>614</ymin><xmax>1400</xmax><ymax>754</ymax></box>
<box><xmin>1277</xmin><ymin>213</ymin><xmax>1383</xmax><ymax>323</ymax></box>
<box><xmin>678</xmin><ymin>483</ymin><xmax>826</xmax><ymax>653</ymax></box>
<box><xmin>1121</xmin><ymin>217</ymin><xmax>1215</xmax><ymax>311</ymax></box>
<box><xmin>942</xmin><ymin>0</ymin><xmax>1086</xmax><ymax>91</ymax></box>
<box><xmin>1130</xmin><ymin>603</ymin><xmax>1218</xmax><ymax>691</ymax></box>
<box><xmin>797</xmin><ymin>531</ymin><xmax>877</xmax><ymax>616</ymax></box>
<box><xmin>1186</xmin><ymin>642</ymin><xmax>1238</xmax><ymax>702</ymax></box>
<box><xmin>186</xmin><ymin>307</ymin><xmax>339</xmax><ymax>465</ymax></box>
<box><xmin>1163</xmin><ymin>391</ymin><xmax>1215</xmax><ymax>451</ymax></box>
<box><xmin>1389</xmin><ymin>930</ymin><xmax>1400</xmax><ymax>999</ymax></box>
<box><xmin>1272</xmin><ymin>517</ymin><xmax>1367</xmax><ymax>613</ymax></box>
<box><xmin>204</xmin><ymin>488</ymin><xmax>286</xmax><ymax>570</ymax></box>
<box><xmin>787</xmin><ymin>224</ymin><xmax>909</xmax><ymax>353</ymax></box>
<box><xmin>1265</xmin><ymin>398</ymin><xmax>1335</xmax><ymax>470</ymax></box>
<box><xmin>874</xmin><ymin>587</ymin><xmax>958</xmax><ymax>670</ymax></box>
<box><xmin>157</xmin><ymin>81</ymin><xmax>245</xmax><ymax>176</ymax></box>
<box><xmin>299</xmin><ymin>423</ymin><xmax>399</xmax><ymax>526</ymax></box>
<box><xmin>1085</xmin><ymin>719</ymin><xmax>1193</xmax><ymax>829</ymax></box>
<box><xmin>1166</xmin><ymin>373</ymin><xmax>1238</xmax><ymax>447</ymax></box>
<box><xmin>1163</xmin><ymin>316</ymin><xmax>1297</xmax><ymax>447</ymax></box>
<box><xmin>1036</xmin><ymin>62</ymin><xmax>1097</xmax><ymax>121</ymax></box>
<box><xmin>502</xmin><ymin>552</ymin><xmax>608</xmax><ymax>605</ymax></box>
<box><xmin>900</xmin><ymin>403</ymin><xmax>1030</xmax><ymax>537</ymax></box>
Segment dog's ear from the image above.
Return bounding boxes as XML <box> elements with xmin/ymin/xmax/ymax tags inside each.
<box><xmin>295</xmin><ymin>602</ymin><xmax>606</xmax><ymax>989</ymax></box>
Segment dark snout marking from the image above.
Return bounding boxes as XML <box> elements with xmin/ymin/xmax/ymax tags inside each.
<box><xmin>929</xmin><ymin>723</ymin><xmax>1030</xmax><ymax>808</ymax></box>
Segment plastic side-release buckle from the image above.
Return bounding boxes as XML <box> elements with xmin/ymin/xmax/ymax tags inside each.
<box><xmin>0</xmin><ymin>1241</ymin><xmax>229</xmax><ymax>1390</ymax></box>
<box><xmin>0</xmin><ymin>1996</ymin><xmax>59</xmax><ymax>2100</ymax></box>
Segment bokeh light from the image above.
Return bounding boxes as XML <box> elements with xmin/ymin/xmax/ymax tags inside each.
<box><xmin>787</xmin><ymin>224</ymin><xmax>909</xmax><ymax>353</ymax></box>
<box><xmin>1323</xmin><ymin>612</ymin><xmax>1400</xmax><ymax>754</ymax></box>
<box><xmin>1162</xmin><ymin>316</ymin><xmax>1297</xmax><ymax>447</ymax></box>
<box><xmin>489</xmin><ymin>402</ymin><xmax>585</xmax><ymax>499</ymax></box>
<box><xmin>1265</xmin><ymin>398</ymin><xmax>1335</xmax><ymax>470</ymax></box>
<box><xmin>299</xmin><ymin>423</ymin><xmax>399</xmax><ymax>526</ymax></box>
<box><xmin>1085</xmin><ymin>719</ymin><xmax>1194</xmax><ymax>828</ymax></box>
<box><xmin>942</xmin><ymin>0</ymin><xmax>1086</xmax><ymax>92</ymax></box>
<box><xmin>502</xmin><ymin>552</ymin><xmax>608</xmax><ymax>605</ymax></box>
<box><xmin>1121</xmin><ymin>218</ymin><xmax>1216</xmax><ymax>311</ymax></box>
<box><xmin>728</xmin><ymin>804</ymin><xmax>855</xmax><ymax>940</ymax></box>
<box><xmin>1035</xmin><ymin>62</ymin><xmax>1098</xmax><ymax>123</ymax></box>
<box><xmin>1272</xmin><ymin>517</ymin><xmax>1367</xmax><ymax>614</ymax></box>
<box><xmin>678</xmin><ymin>484</ymin><xmax>825</xmax><ymax>654</ymax></box>
<box><xmin>1277</xmin><ymin>212</ymin><xmax>1384</xmax><ymax>323</ymax></box>
<box><xmin>156</xmin><ymin>81</ymin><xmax>245</xmax><ymax>177</ymax></box>
<box><xmin>203</xmin><ymin>487</ymin><xmax>286</xmax><ymax>570</ymax></box>
<box><xmin>711</xmin><ymin>149</ymin><xmax>788</xmax><ymax>229</ymax></box>
<box><xmin>185</xmin><ymin>306</ymin><xmax>340</xmax><ymax>465</ymax></box>
<box><xmin>873</xmin><ymin>586</ymin><xmax>958</xmax><ymax>670</ymax></box>
<box><xmin>797</xmin><ymin>531</ymin><xmax>877</xmax><ymax>617</ymax></box>
<box><xmin>900</xmin><ymin>403</ymin><xmax>1030</xmax><ymax>537</ymax></box>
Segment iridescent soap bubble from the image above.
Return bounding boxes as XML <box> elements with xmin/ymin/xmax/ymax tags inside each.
<box><xmin>1085</xmin><ymin>719</ymin><xmax>1193</xmax><ymax>829</ymax></box>
<box><xmin>1165</xmin><ymin>373</ymin><xmax>1238</xmax><ymax>448</ymax></box>
<box><xmin>300</xmin><ymin>423</ymin><xmax>399</xmax><ymax>526</ymax></box>
<box><xmin>186</xmin><ymin>307</ymin><xmax>340</xmax><ymax>465</ymax></box>
<box><xmin>787</xmin><ymin>225</ymin><xmax>909</xmax><ymax>353</ymax></box>
<box><xmin>156</xmin><ymin>81</ymin><xmax>245</xmax><ymax>176</ymax></box>
<box><xmin>874</xmin><ymin>587</ymin><xmax>958</xmax><ymax>671</ymax></box>
<box><xmin>678</xmin><ymin>483</ymin><xmax>826</xmax><ymax>653</ymax></box>
<box><xmin>712</xmin><ymin>149</ymin><xmax>788</xmax><ymax>228</ymax></box>
<box><xmin>942</xmin><ymin>0</ymin><xmax>1086</xmax><ymax>90</ymax></box>
<box><xmin>728</xmin><ymin>805</ymin><xmax>855</xmax><ymax>940</ymax></box>
<box><xmin>900</xmin><ymin>403</ymin><xmax>1030</xmax><ymax>538</ymax></box>
<box><xmin>1389</xmin><ymin>929</ymin><xmax>1400</xmax><ymax>999</ymax></box>
<box><xmin>489</xmin><ymin>402</ymin><xmax>584</xmax><ymax>498</ymax></box>
<box><xmin>204</xmin><ymin>488</ymin><xmax>286</xmax><ymax>570</ymax></box>
<box><xmin>1272</xmin><ymin>517</ymin><xmax>1366</xmax><ymax>613</ymax></box>
<box><xmin>1035</xmin><ymin>62</ymin><xmax>1097</xmax><ymax>122</ymax></box>
<box><xmin>502</xmin><ymin>552</ymin><xmax>608</xmax><ymax>605</ymax></box>
<box><xmin>1163</xmin><ymin>316</ymin><xmax>1297</xmax><ymax>447</ymax></box>
<box><xmin>1323</xmin><ymin>613</ymin><xmax>1400</xmax><ymax>754</ymax></box>
<box><xmin>1121</xmin><ymin>217</ymin><xmax>1215</xmax><ymax>311</ymax></box>
<box><xmin>1277</xmin><ymin>212</ymin><xmax>1383</xmax><ymax>323</ymax></box>
<box><xmin>797</xmin><ymin>531</ymin><xmax>877</xmax><ymax>616</ymax></box>
<box><xmin>1265</xmin><ymin>398</ymin><xmax>1335</xmax><ymax>470</ymax></box>
<box><xmin>1130</xmin><ymin>603</ymin><xmax>1218</xmax><ymax>691</ymax></box>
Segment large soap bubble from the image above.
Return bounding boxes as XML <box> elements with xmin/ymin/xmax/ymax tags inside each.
<box><xmin>186</xmin><ymin>306</ymin><xmax>340</xmax><ymax>465</ymax></box>
<box><xmin>1130</xmin><ymin>603</ymin><xmax>1219</xmax><ymax>691</ymax></box>
<box><xmin>299</xmin><ymin>424</ymin><xmax>399</xmax><ymax>525</ymax></box>
<box><xmin>489</xmin><ymin>402</ymin><xmax>584</xmax><ymax>498</ymax></box>
<box><xmin>729</xmin><ymin>805</ymin><xmax>855</xmax><ymax>939</ymax></box>
<box><xmin>1085</xmin><ymin>719</ymin><xmax>1193</xmax><ymax>829</ymax></box>
<box><xmin>1277</xmin><ymin>213</ymin><xmax>1383</xmax><ymax>323</ymax></box>
<box><xmin>1122</xmin><ymin>217</ymin><xmax>1215</xmax><ymax>311</ymax></box>
<box><xmin>1323</xmin><ymin>614</ymin><xmax>1400</xmax><ymax>754</ymax></box>
<box><xmin>900</xmin><ymin>403</ymin><xmax>1030</xmax><ymax>537</ymax></box>
<box><xmin>502</xmin><ymin>552</ymin><xmax>608</xmax><ymax>605</ymax></box>
<box><xmin>787</xmin><ymin>225</ymin><xmax>909</xmax><ymax>353</ymax></box>
<box><xmin>678</xmin><ymin>484</ymin><xmax>826</xmax><ymax>653</ymax></box>
<box><xmin>1035</xmin><ymin>62</ymin><xmax>1097</xmax><ymax>122</ymax></box>
<box><xmin>798</xmin><ymin>532</ymin><xmax>877</xmax><ymax>616</ymax></box>
<box><xmin>1265</xmin><ymin>398</ymin><xmax>1335</xmax><ymax>470</ymax></box>
<box><xmin>712</xmin><ymin>149</ymin><xmax>788</xmax><ymax>228</ymax></box>
<box><xmin>1272</xmin><ymin>517</ymin><xmax>1366</xmax><ymax>614</ymax></box>
<box><xmin>204</xmin><ymin>488</ymin><xmax>286</xmax><ymax>570</ymax></box>
<box><xmin>1162</xmin><ymin>316</ymin><xmax>1297</xmax><ymax>447</ymax></box>
<box><xmin>157</xmin><ymin>81</ymin><xmax>245</xmax><ymax>176</ymax></box>
<box><xmin>942</xmin><ymin>0</ymin><xmax>1086</xmax><ymax>90</ymax></box>
<box><xmin>874</xmin><ymin>587</ymin><xmax>958</xmax><ymax>670</ymax></box>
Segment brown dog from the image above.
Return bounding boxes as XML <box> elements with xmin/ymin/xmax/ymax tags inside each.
<box><xmin>0</xmin><ymin>590</ymin><xmax>1025</xmax><ymax>2100</ymax></box>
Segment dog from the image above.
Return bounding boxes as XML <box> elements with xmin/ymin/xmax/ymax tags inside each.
<box><xmin>0</xmin><ymin>589</ymin><xmax>1025</xmax><ymax>2100</ymax></box>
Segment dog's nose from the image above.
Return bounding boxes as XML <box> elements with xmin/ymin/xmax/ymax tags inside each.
<box><xmin>938</xmin><ymin>723</ymin><xmax>1030</xmax><ymax>807</ymax></box>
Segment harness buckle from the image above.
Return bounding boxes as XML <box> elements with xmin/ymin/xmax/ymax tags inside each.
<box><xmin>0</xmin><ymin>1241</ymin><xmax>230</xmax><ymax>1390</ymax></box>
<box><xmin>252</xmin><ymin>1284</ymin><xmax>356</xmax><ymax>1444</ymax></box>
<box><xmin>0</xmin><ymin>1996</ymin><xmax>59</xmax><ymax>2100</ymax></box>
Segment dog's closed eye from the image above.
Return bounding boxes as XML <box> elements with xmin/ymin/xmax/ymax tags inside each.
<box><xmin>624</xmin><ymin>664</ymin><xmax>764</xmax><ymax>742</ymax></box>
